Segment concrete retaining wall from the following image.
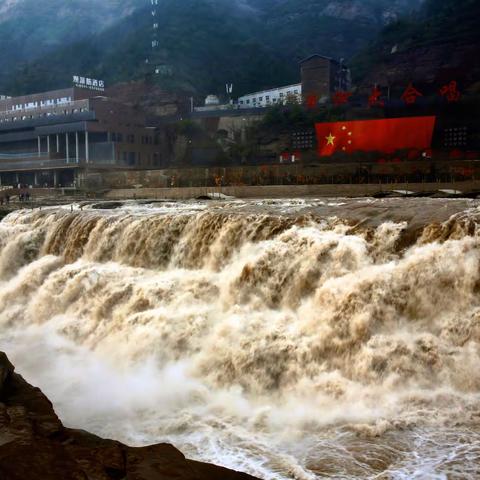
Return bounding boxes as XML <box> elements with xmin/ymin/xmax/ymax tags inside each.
<box><xmin>85</xmin><ymin>160</ymin><xmax>480</xmax><ymax>191</ymax></box>
<box><xmin>105</xmin><ymin>181</ymin><xmax>480</xmax><ymax>200</ymax></box>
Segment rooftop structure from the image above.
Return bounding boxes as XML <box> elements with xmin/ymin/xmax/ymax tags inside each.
<box><xmin>0</xmin><ymin>87</ymin><xmax>162</xmax><ymax>188</ymax></box>
<box><xmin>234</xmin><ymin>54</ymin><xmax>351</xmax><ymax>110</ymax></box>
<box><xmin>237</xmin><ymin>83</ymin><xmax>302</xmax><ymax>109</ymax></box>
<box><xmin>300</xmin><ymin>54</ymin><xmax>351</xmax><ymax>103</ymax></box>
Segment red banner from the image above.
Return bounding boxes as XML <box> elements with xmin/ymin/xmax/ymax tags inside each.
<box><xmin>315</xmin><ymin>117</ymin><xmax>436</xmax><ymax>157</ymax></box>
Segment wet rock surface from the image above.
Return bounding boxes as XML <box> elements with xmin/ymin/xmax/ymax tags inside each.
<box><xmin>0</xmin><ymin>352</ymin><xmax>259</xmax><ymax>480</ymax></box>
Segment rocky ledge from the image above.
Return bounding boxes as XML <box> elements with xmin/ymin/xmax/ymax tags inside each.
<box><xmin>0</xmin><ymin>352</ymin><xmax>260</xmax><ymax>480</ymax></box>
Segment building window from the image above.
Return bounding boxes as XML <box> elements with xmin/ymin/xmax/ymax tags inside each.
<box><xmin>266</xmin><ymin>96</ymin><xmax>270</xmax><ymax>100</ymax></box>
<box><xmin>246</xmin><ymin>99</ymin><xmax>250</xmax><ymax>104</ymax></box>
<box><xmin>259</xmin><ymin>97</ymin><xmax>263</xmax><ymax>102</ymax></box>
<box><xmin>279</xmin><ymin>92</ymin><xmax>284</xmax><ymax>97</ymax></box>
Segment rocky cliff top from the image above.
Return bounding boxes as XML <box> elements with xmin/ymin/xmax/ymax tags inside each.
<box><xmin>0</xmin><ymin>351</ymin><xmax>259</xmax><ymax>480</ymax></box>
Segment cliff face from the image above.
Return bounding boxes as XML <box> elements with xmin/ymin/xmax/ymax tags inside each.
<box><xmin>253</xmin><ymin>0</ymin><xmax>423</xmax><ymax>65</ymax></box>
<box><xmin>354</xmin><ymin>0</ymin><xmax>480</xmax><ymax>89</ymax></box>
<box><xmin>0</xmin><ymin>352</ymin><xmax>259</xmax><ymax>480</ymax></box>
<box><xmin>106</xmin><ymin>81</ymin><xmax>191</xmax><ymax>118</ymax></box>
<box><xmin>361</xmin><ymin>42</ymin><xmax>479</xmax><ymax>89</ymax></box>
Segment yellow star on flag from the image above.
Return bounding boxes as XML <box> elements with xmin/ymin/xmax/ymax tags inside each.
<box><xmin>325</xmin><ymin>133</ymin><xmax>335</xmax><ymax>146</ymax></box>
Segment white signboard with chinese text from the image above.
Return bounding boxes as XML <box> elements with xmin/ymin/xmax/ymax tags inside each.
<box><xmin>73</xmin><ymin>75</ymin><xmax>105</xmax><ymax>92</ymax></box>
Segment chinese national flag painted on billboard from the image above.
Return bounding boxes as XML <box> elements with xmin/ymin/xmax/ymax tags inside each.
<box><xmin>315</xmin><ymin>116</ymin><xmax>436</xmax><ymax>157</ymax></box>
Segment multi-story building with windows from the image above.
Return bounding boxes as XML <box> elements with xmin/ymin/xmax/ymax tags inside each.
<box><xmin>0</xmin><ymin>86</ymin><xmax>162</xmax><ymax>188</ymax></box>
<box><xmin>300</xmin><ymin>54</ymin><xmax>351</xmax><ymax>103</ymax></box>
<box><xmin>236</xmin><ymin>54</ymin><xmax>351</xmax><ymax>109</ymax></box>
<box><xmin>237</xmin><ymin>83</ymin><xmax>302</xmax><ymax>109</ymax></box>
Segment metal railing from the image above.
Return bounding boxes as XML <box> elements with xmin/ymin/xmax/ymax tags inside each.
<box><xmin>0</xmin><ymin>152</ymin><xmax>41</xmax><ymax>159</ymax></box>
<box><xmin>0</xmin><ymin>157</ymin><xmax>82</xmax><ymax>171</ymax></box>
<box><xmin>0</xmin><ymin>141</ymin><xmax>118</xmax><ymax>170</ymax></box>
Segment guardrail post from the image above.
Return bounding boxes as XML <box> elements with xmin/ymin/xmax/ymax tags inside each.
<box><xmin>75</xmin><ymin>132</ymin><xmax>79</xmax><ymax>163</ymax></box>
<box><xmin>85</xmin><ymin>131</ymin><xmax>90</xmax><ymax>164</ymax></box>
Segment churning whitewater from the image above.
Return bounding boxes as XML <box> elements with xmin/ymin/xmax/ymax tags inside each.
<box><xmin>1</xmin><ymin>198</ymin><xmax>480</xmax><ymax>479</ymax></box>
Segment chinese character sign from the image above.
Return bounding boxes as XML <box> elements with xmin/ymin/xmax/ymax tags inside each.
<box><xmin>368</xmin><ymin>86</ymin><xmax>384</xmax><ymax>107</ymax></box>
<box><xmin>306</xmin><ymin>94</ymin><xmax>319</xmax><ymax>109</ymax></box>
<box><xmin>401</xmin><ymin>83</ymin><xmax>423</xmax><ymax>105</ymax></box>
<box><xmin>440</xmin><ymin>81</ymin><xmax>461</xmax><ymax>103</ymax></box>
<box><xmin>150</xmin><ymin>0</ymin><xmax>159</xmax><ymax>73</ymax></box>
<box><xmin>332</xmin><ymin>91</ymin><xmax>352</xmax><ymax>106</ymax></box>
<box><xmin>72</xmin><ymin>75</ymin><xmax>105</xmax><ymax>92</ymax></box>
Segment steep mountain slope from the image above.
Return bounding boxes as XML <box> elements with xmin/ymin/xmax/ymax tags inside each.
<box><xmin>1</xmin><ymin>0</ymin><xmax>423</xmax><ymax>97</ymax></box>
<box><xmin>353</xmin><ymin>0</ymin><xmax>480</xmax><ymax>90</ymax></box>
<box><xmin>4</xmin><ymin>0</ymin><xmax>293</xmax><ymax>97</ymax></box>
<box><xmin>0</xmin><ymin>0</ymin><xmax>143</xmax><ymax>89</ymax></box>
<box><xmin>255</xmin><ymin>0</ymin><xmax>422</xmax><ymax>61</ymax></box>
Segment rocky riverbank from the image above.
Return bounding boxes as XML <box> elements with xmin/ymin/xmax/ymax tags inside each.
<box><xmin>0</xmin><ymin>352</ymin><xmax>259</xmax><ymax>480</ymax></box>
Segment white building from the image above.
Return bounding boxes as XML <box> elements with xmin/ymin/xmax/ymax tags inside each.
<box><xmin>193</xmin><ymin>94</ymin><xmax>235</xmax><ymax>112</ymax></box>
<box><xmin>237</xmin><ymin>83</ymin><xmax>302</xmax><ymax>109</ymax></box>
<box><xmin>204</xmin><ymin>94</ymin><xmax>220</xmax><ymax>106</ymax></box>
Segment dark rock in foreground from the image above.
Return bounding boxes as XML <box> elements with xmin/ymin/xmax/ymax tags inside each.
<box><xmin>0</xmin><ymin>352</ymin><xmax>260</xmax><ymax>480</ymax></box>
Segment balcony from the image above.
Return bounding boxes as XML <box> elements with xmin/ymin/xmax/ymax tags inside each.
<box><xmin>0</xmin><ymin>141</ymin><xmax>116</xmax><ymax>172</ymax></box>
<box><xmin>0</xmin><ymin>155</ymin><xmax>80</xmax><ymax>172</ymax></box>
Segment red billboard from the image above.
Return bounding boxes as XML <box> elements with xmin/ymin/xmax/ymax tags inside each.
<box><xmin>315</xmin><ymin>116</ymin><xmax>436</xmax><ymax>157</ymax></box>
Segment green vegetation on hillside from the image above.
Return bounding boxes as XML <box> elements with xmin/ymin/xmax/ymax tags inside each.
<box><xmin>0</xmin><ymin>0</ymin><xmax>142</xmax><ymax>91</ymax></box>
<box><xmin>0</xmin><ymin>0</ymin><xmax>422</xmax><ymax>97</ymax></box>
